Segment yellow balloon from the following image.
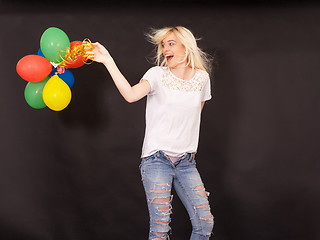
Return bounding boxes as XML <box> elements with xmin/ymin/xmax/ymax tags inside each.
<box><xmin>43</xmin><ymin>75</ymin><xmax>72</xmax><ymax>111</ymax></box>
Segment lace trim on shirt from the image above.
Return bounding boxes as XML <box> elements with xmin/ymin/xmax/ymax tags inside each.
<box><xmin>162</xmin><ymin>67</ymin><xmax>207</xmax><ymax>92</ymax></box>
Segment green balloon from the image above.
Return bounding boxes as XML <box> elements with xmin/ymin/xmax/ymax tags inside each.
<box><xmin>40</xmin><ymin>27</ymin><xmax>70</xmax><ymax>63</ymax></box>
<box><xmin>24</xmin><ymin>76</ymin><xmax>50</xmax><ymax>109</ymax></box>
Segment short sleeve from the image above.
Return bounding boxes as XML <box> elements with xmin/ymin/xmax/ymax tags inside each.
<box><xmin>141</xmin><ymin>66</ymin><xmax>161</xmax><ymax>95</ymax></box>
<box><xmin>201</xmin><ymin>71</ymin><xmax>212</xmax><ymax>102</ymax></box>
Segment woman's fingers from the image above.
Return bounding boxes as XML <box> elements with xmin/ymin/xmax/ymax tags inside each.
<box><xmin>83</xmin><ymin>42</ymin><xmax>110</xmax><ymax>63</ymax></box>
<box><xmin>85</xmin><ymin>49</ymin><xmax>94</xmax><ymax>55</ymax></box>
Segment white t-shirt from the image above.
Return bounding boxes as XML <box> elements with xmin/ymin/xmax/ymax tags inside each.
<box><xmin>141</xmin><ymin>66</ymin><xmax>212</xmax><ymax>158</ymax></box>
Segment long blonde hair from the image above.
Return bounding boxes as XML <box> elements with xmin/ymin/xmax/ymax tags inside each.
<box><xmin>146</xmin><ymin>26</ymin><xmax>212</xmax><ymax>73</ymax></box>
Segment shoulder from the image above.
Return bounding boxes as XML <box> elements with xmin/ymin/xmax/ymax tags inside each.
<box><xmin>142</xmin><ymin>66</ymin><xmax>167</xmax><ymax>83</ymax></box>
<box><xmin>193</xmin><ymin>69</ymin><xmax>210</xmax><ymax>84</ymax></box>
<box><xmin>145</xmin><ymin>66</ymin><xmax>164</xmax><ymax>75</ymax></box>
<box><xmin>197</xmin><ymin>69</ymin><xmax>210</xmax><ymax>79</ymax></box>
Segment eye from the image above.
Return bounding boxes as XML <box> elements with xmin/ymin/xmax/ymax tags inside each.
<box><xmin>169</xmin><ymin>42</ymin><xmax>176</xmax><ymax>46</ymax></box>
<box><xmin>161</xmin><ymin>43</ymin><xmax>165</xmax><ymax>48</ymax></box>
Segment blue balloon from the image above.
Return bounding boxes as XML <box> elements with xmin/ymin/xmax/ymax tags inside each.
<box><xmin>37</xmin><ymin>48</ymin><xmax>45</xmax><ymax>58</ymax></box>
<box><xmin>50</xmin><ymin>68</ymin><xmax>75</xmax><ymax>88</ymax></box>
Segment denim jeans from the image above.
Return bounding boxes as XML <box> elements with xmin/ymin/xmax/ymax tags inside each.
<box><xmin>140</xmin><ymin>151</ymin><xmax>214</xmax><ymax>240</ymax></box>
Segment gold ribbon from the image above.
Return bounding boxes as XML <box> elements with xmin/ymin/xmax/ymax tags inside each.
<box><xmin>57</xmin><ymin>38</ymin><xmax>94</xmax><ymax>68</ymax></box>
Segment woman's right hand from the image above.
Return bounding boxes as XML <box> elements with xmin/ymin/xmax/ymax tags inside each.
<box><xmin>87</xmin><ymin>42</ymin><xmax>113</xmax><ymax>65</ymax></box>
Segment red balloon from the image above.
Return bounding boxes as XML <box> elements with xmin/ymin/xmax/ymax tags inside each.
<box><xmin>16</xmin><ymin>55</ymin><xmax>52</xmax><ymax>82</ymax></box>
<box><xmin>65</xmin><ymin>41</ymin><xmax>87</xmax><ymax>69</ymax></box>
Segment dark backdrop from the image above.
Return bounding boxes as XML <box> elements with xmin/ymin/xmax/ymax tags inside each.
<box><xmin>0</xmin><ymin>1</ymin><xmax>319</xmax><ymax>239</ymax></box>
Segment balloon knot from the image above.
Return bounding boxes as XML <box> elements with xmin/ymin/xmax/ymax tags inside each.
<box><xmin>57</xmin><ymin>67</ymin><xmax>65</xmax><ymax>74</ymax></box>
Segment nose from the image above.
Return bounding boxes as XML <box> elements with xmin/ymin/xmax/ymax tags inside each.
<box><xmin>162</xmin><ymin>44</ymin><xmax>168</xmax><ymax>53</ymax></box>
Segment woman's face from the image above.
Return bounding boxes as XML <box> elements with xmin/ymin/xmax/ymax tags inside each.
<box><xmin>162</xmin><ymin>32</ymin><xmax>187</xmax><ymax>69</ymax></box>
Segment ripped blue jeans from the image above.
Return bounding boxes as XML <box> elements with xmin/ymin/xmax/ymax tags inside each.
<box><xmin>140</xmin><ymin>151</ymin><xmax>214</xmax><ymax>240</ymax></box>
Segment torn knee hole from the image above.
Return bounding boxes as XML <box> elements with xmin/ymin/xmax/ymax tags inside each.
<box><xmin>156</xmin><ymin>183</ymin><xmax>169</xmax><ymax>186</ymax></box>
<box><xmin>196</xmin><ymin>203</ymin><xmax>209</xmax><ymax>208</ymax></box>
<box><xmin>155</xmin><ymin>221</ymin><xmax>169</xmax><ymax>225</ymax></box>
<box><xmin>151</xmin><ymin>183</ymin><xmax>170</xmax><ymax>193</ymax></box>
<box><xmin>201</xmin><ymin>214</ymin><xmax>213</xmax><ymax>221</ymax></box>
<box><xmin>158</xmin><ymin>206</ymin><xmax>171</xmax><ymax>211</ymax></box>
<box><xmin>198</xmin><ymin>190</ymin><xmax>207</xmax><ymax>196</ymax></box>
<box><xmin>149</xmin><ymin>196</ymin><xmax>171</xmax><ymax>203</ymax></box>
<box><xmin>193</xmin><ymin>184</ymin><xmax>204</xmax><ymax>190</ymax></box>
<box><xmin>151</xmin><ymin>189</ymin><xmax>170</xmax><ymax>193</ymax></box>
<box><xmin>193</xmin><ymin>184</ymin><xmax>207</xmax><ymax>197</ymax></box>
<box><xmin>152</xmin><ymin>235</ymin><xmax>166</xmax><ymax>240</ymax></box>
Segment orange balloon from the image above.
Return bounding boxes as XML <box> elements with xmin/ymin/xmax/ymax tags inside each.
<box><xmin>16</xmin><ymin>55</ymin><xmax>52</xmax><ymax>82</ymax></box>
<box><xmin>65</xmin><ymin>41</ymin><xmax>87</xmax><ymax>69</ymax></box>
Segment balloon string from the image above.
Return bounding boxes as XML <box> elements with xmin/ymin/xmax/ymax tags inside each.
<box><xmin>57</xmin><ymin>39</ymin><xmax>94</xmax><ymax>68</ymax></box>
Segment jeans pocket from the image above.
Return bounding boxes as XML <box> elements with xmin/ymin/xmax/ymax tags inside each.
<box><xmin>140</xmin><ymin>153</ymin><xmax>160</xmax><ymax>181</ymax></box>
<box><xmin>140</xmin><ymin>152</ymin><xmax>158</xmax><ymax>171</ymax></box>
<box><xmin>141</xmin><ymin>153</ymin><xmax>156</xmax><ymax>164</ymax></box>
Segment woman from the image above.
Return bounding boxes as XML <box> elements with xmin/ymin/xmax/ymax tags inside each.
<box><xmin>89</xmin><ymin>26</ymin><xmax>214</xmax><ymax>240</ymax></box>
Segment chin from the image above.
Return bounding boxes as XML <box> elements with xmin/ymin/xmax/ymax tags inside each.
<box><xmin>167</xmin><ymin>62</ymin><xmax>177</xmax><ymax>68</ymax></box>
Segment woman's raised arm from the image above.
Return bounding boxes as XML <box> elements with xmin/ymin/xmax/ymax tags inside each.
<box><xmin>89</xmin><ymin>42</ymin><xmax>151</xmax><ymax>103</ymax></box>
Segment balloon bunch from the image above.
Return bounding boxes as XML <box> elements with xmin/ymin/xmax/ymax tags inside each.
<box><xmin>16</xmin><ymin>27</ymin><xmax>93</xmax><ymax>111</ymax></box>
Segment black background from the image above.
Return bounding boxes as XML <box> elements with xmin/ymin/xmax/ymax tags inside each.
<box><xmin>0</xmin><ymin>0</ymin><xmax>319</xmax><ymax>239</ymax></box>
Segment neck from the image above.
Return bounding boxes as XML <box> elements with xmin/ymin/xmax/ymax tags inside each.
<box><xmin>170</xmin><ymin>66</ymin><xmax>195</xmax><ymax>81</ymax></box>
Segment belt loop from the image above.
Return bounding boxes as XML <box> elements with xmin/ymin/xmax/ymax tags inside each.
<box><xmin>189</xmin><ymin>152</ymin><xmax>195</xmax><ymax>162</ymax></box>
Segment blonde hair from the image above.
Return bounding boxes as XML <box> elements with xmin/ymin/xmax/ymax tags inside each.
<box><xmin>146</xmin><ymin>26</ymin><xmax>212</xmax><ymax>73</ymax></box>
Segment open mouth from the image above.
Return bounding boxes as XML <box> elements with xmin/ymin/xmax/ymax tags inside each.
<box><xmin>165</xmin><ymin>55</ymin><xmax>174</xmax><ymax>62</ymax></box>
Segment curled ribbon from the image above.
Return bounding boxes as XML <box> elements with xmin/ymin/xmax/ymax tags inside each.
<box><xmin>57</xmin><ymin>38</ymin><xmax>94</xmax><ymax>68</ymax></box>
